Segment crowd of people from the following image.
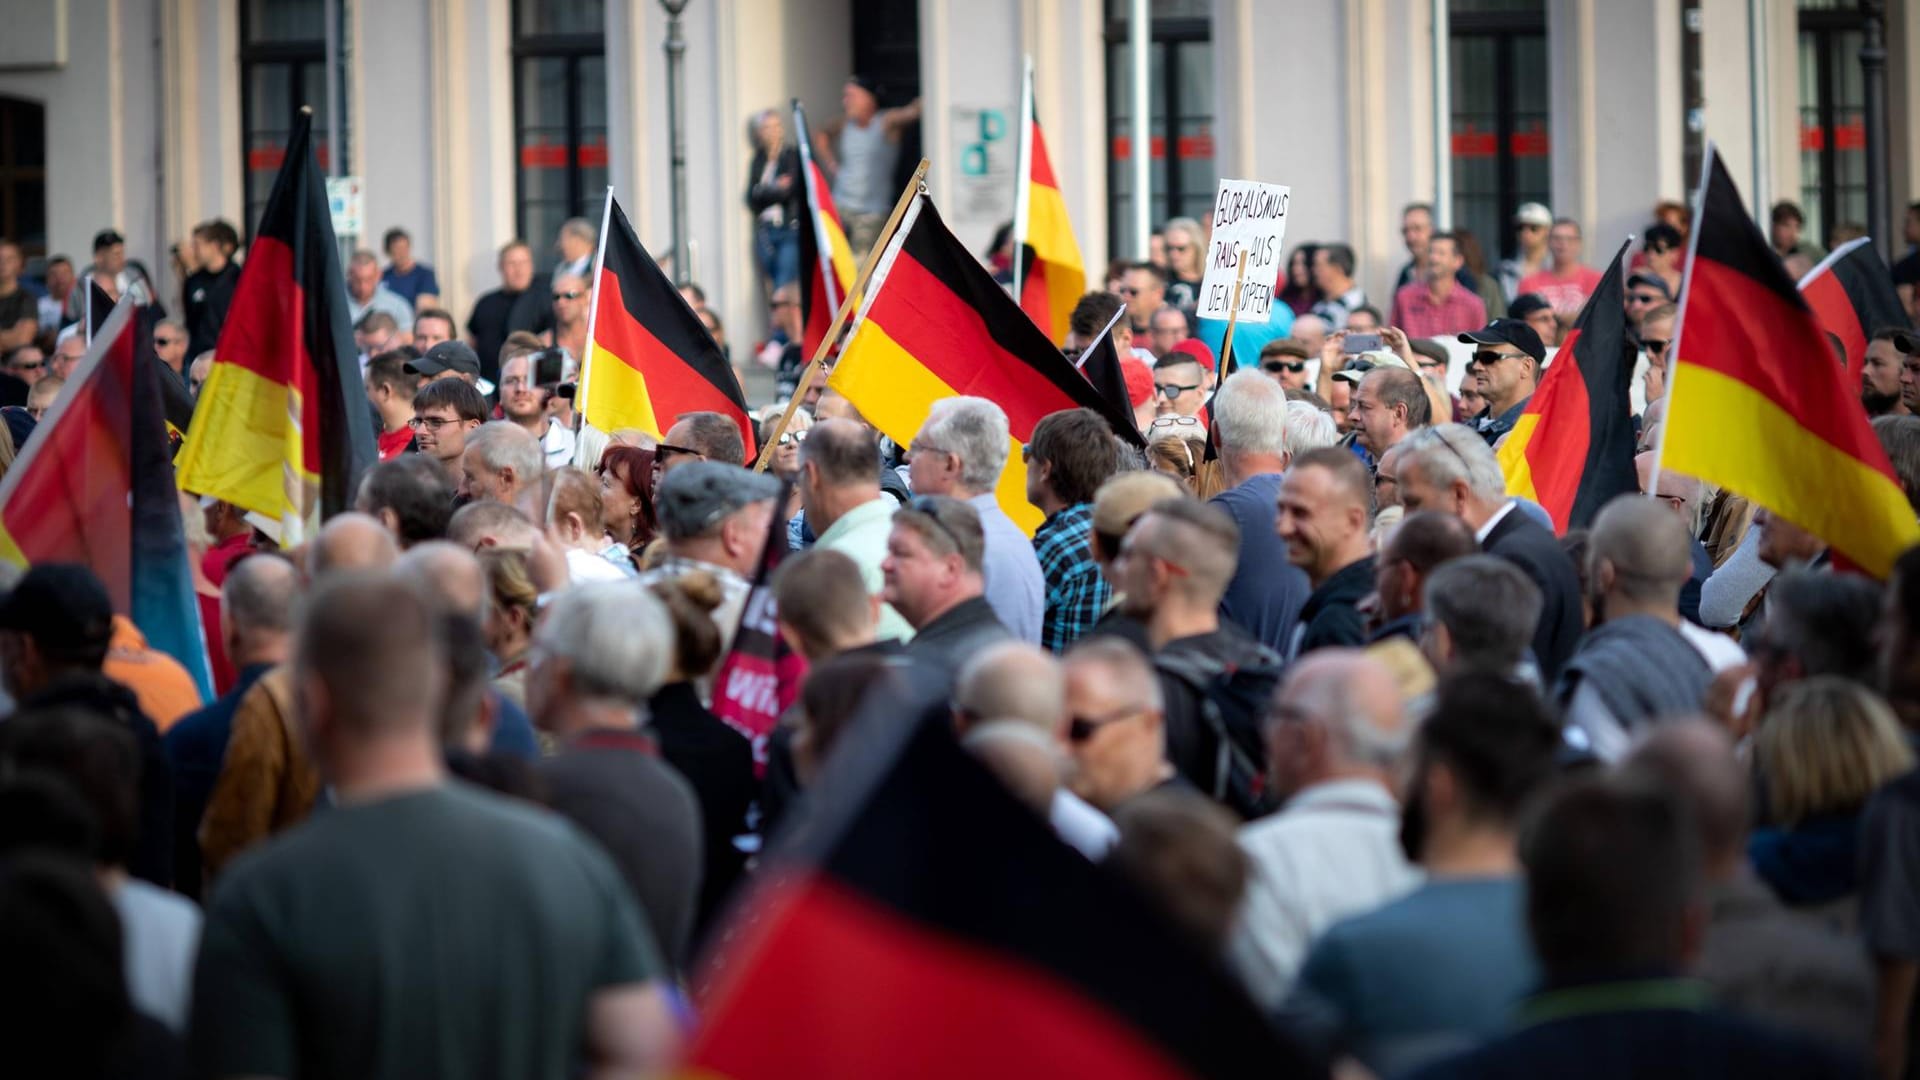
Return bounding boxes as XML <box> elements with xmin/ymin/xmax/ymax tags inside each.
<box><xmin>8</xmin><ymin>82</ymin><xmax>1920</xmax><ymax>1075</ymax></box>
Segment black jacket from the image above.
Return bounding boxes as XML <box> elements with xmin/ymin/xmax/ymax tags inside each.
<box><xmin>905</xmin><ymin>596</ymin><xmax>1012</xmax><ymax>677</ymax></box>
<box><xmin>1483</xmin><ymin>505</ymin><xmax>1584</xmax><ymax>682</ymax></box>
<box><xmin>745</xmin><ymin>146</ymin><xmax>802</xmax><ymax>228</ymax></box>
<box><xmin>1293</xmin><ymin>555</ymin><xmax>1376</xmax><ymax>658</ymax></box>
<box><xmin>648</xmin><ymin>681</ymin><xmax>756</xmax><ymax>947</ymax></box>
<box><xmin>183</xmin><ymin>261</ymin><xmax>242</xmax><ymax>359</ymax></box>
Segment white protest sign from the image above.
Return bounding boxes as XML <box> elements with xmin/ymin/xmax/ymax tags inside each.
<box><xmin>326</xmin><ymin>176</ymin><xmax>365</xmax><ymax>237</ymax></box>
<box><xmin>1197</xmin><ymin>179</ymin><xmax>1289</xmax><ymax>324</ymax></box>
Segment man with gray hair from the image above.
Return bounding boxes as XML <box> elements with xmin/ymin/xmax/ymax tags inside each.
<box><xmin>639</xmin><ymin>460</ymin><xmax>782</xmax><ymax>660</ymax></box>
<box><xmin>1396</xmin><ymin>422</ymin><xmax>1582</xmax><ymax>679</ymax></box>
<box><xmin>907</xmin><ymin>397</ymin><xmax>1045</xmax><ymax>643</ymax></box>
<box><xmin>1209</xmin><ymin>370</ymin><xmax>1313</xmax><ymax>654</ymax></box>
<box><xmin>1230</xmin><ymin>650</ymin><xmax>1418</xmax><ymax>1010</ymax></box>
<box><xmin>344</xmin><ymin>248</ymin><xmax>414</xmax><ymax>331</ymax></box>
<box><xmin>459</xmin><ymin>420</ymin><xmax>546</xmax><ymax>521</ymax></box>
<box><xmin>529</xmin><ymin>581</ymin><xmax>704</xmax><ymax>972</ymax></box>
<box><xmin>1421</xmin><ymin>555</ymin><xmax>1543</xmax><ymax>680</ymax></box>
<box><xmin>1554</xmin><ymin>495</ymin><xmax>1714</xmax><ymax>761</ymax></box>
<box><xmin>555</xmin><ymin>216</ymin><xmax>598</xmax><ymax>280</ymax></box>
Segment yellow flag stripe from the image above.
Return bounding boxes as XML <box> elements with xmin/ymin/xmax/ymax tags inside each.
<box><xmin>829</xmin><ymin>318</ymin><xmax>1045</xmax><ymax>535</ymax></box>
<box><xmin>1665</xmin><ymin>363</ymin><xmax>1920</xmax><ymax>576</ymax></box>
<box><xmin>582</xmin><ymin>340</ymin><xmax>664</xmax><ymax>440</ymax></box>
<box><xmin>175</xmin><ymin>362</ymin><xmax>317</xmax><ymax>523</ymax></box>
<box><xmin>1498</xmin><ymin>412</ymin><xmax>1544</xmax><ymax>505</ymax></box>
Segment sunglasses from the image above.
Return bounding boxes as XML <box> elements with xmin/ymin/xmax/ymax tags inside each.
<box><xmin>1262</xmin><ymin>360</ymin><xmax>1307</xmax><ymax>374</ymax></box>
<box><xmin>908</xmin><ymin>495</ymin><xmax>967</xmax><ymax>551</ymax></box>
<box><xmin>1642</xmin><ymin>338</ymin><xmax>1670</xmax><ymax>354</ymax></box>
<box><xmin>1067</xmin><ymin>705</ymin><xmax>1143</xmax><ymax>744</ymax></box>
<box><xmin>553</xmin><ymin>290</ymin><xmax>584</xmax><ymax>301</ymax></box>
<box><xmin>1471</xmin><ymin>349</ymin><xmax>1529</xmax><ymax>366</ymax></box>
<box><xmin>1118</xmin><ymin>286</ymin><xmax>1141</xmax><ymax>297</ymax></box>
<box><xmin>9</xmin><ymin>359</ymin><xmax>44</xmax><ymax>372</ymax></box>
<box><xmin>1155</xmin><ymin>382</ymin><xmax>1201</xmax><ymax>399</ymax></box>
<box><xmin>154</xmin><ymin>336</ymin><xmax>184</xmax><ymax>347</ymax></box>
<box><xmin>654</xmin><ymin>442</ymin><xmax>704</xmax><ymax>464</ymax></box>
<box><xmin>1627</xmin><ymin>293</ymin><xmax>1665</xmax><ymax>305</ymax></box>
<box><xmin>777</xmin><ymin>429</ymin><xmax>808</xmax><ymax>447</ymax></box>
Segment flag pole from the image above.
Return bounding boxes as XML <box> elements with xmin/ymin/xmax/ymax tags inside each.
<box><xmin>1011</xmin><ymin>55</ymin><xmax>1034</xmax><ymax>307</ymax></box>
<box><xmin>573</xmin><ymin>185</ymin><xmax>616</xmax><ymax>430</ymax></box>
<box><xmin>1218</xmin><ymin>249</ymin><xmax>1249</xmax><ymax>376</ymax></box>
<box><xmin>755</xmin><ymin>157</ymin><xmax>930</xmax><ymax>471</ymax></box>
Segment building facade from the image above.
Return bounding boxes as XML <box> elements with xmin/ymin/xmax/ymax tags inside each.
<box><xmin>0</xmin><ymin>0</ymin><xmax>1915</xmax><ymax>354</ymax></box>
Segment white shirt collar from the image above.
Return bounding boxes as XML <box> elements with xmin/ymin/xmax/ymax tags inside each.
<box><xmin>1475</xmin><ymin>498</ymin><xmax>1519</xmax><ymax>544</ymax></box>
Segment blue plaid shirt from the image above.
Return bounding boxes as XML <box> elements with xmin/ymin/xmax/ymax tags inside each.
<box><xmin>1034</xmin><ymin>502</ymin><xmax>1109</xmax><ymax>654</ymax></box>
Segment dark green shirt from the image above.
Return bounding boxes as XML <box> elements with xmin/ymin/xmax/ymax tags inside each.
<box><xmin>190</xmin><ymin>782</ymin><xmax>660</xmax><ymax>1080</ymax></box>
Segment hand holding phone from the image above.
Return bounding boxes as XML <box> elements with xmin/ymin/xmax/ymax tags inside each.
<box><xmin>1344</xmin><ymin>332</ymin><xmax>1383</xmax><ymax>354</ymax></box>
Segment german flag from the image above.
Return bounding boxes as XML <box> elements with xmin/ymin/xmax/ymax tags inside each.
<box><xmin>1498</xmin><ymin>240</ymin><xmax>1639</xmax><ymax>533</ymax></box>
<box><xmin>828</xmin><ymin>195</ymin><xmax>1143</xmax><ymax>534</ymax></box>
<box><xmin>1661</xmin><ymin>148</ymin><xmax>1920</xmax><ymax>577</ymax></box>
<box><xmin>579</xmin><ymin>196</ymin><xmax>754</xmax><ymax>455</ymax></box>
<box><xmin>1013</xmin><ymin>61</ymin><xmax>1086</xmax><ymax>345</ymax></box>
<box><xmin>176</xmin><ymin>111</ymin><xmax>375</xmax><ymax>546</ymax></box>
<box><xmin>682</xmin><ymin>689</ymin><xmax>1319</xmax><ymax>1080</ymax></box>
<box><xmin>1799</xmin><ymin>235</ymin><xmax>1909</xmax><ymax>373</ymax></box>
<box><xmin>0</xmin><ymin>299</ymin><xmax>213</xmax><ymax>698</ymax></box>
<box><xmin>794</xmin><ymin>101</ymin><xmax>857</xmax><ymax>359</ymax></box>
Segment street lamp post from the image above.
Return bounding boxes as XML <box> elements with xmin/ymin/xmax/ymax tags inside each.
<box><xmin>662</xmin><ymin>0</ymin><xmax>691</xmax><ymax>285</ymax></box>
<box><xmin>1861</xmin><ymin>0</ymin><xmax>1892</xmax><ymax>258</ymax></box>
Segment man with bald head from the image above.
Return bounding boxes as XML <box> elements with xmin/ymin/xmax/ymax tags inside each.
<box><xmin>1231</xmin><ymin>650</ymin><xmax>1418</xmax><ymax>1010</ymax></box>
<box><xmin>1115</xmin><ymin>498</ymin><xmax>1283</xmax><ymax>814</ymax></box>
<box><xmin>164</xmin><ymin>553</ymin><xmax>298</xmax><ymax>898</ymax></box>
<box><xmin>305</xmin><ymin>511</ymin><xmax>401</xmax><ymax>581</ymax></box>
<box><xmin>1371</xmin><ymin>510</ymin><xmax>1479</xmax><ymax>643</ymax></box>
<box><xmin>955</xmin><ymin>642</ymin><xmax>1117</xmax><ymax>859</ymax></box>
<box><xmin>1278</xmin><ymin>446</ymin><xmax>1377</xmax><ymax>656</ymax></box>
<box><xmin>395</xmin><ymin>542</ymin><xmax>546</xmax><ymax>759</ymax></box>
<box><xmin>1554</xmin><ymin>494</ymin><xmax>1713</xmax><ymax>761</ymax></box>
<box><xmin>1058</xmin><ymin>637</ymin><xmax>1177</xmax><ymax>813</ymax></box>
<box><xmin>1625</xmin><ymin>721</ymin><xmax>1872</xmax><ymax>1050</ymax></box>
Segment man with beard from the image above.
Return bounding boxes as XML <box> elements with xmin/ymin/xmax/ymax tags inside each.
<box><xmin>1867</xmin><ymin>327</ymin><xmax>1916</xmax><ymax>417</ymax></box>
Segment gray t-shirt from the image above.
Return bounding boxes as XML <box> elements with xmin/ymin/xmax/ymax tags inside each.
<box><xmin>190</xmin><ymin>782</ymin><xmax>660</xmax><ymax>1080</ymax></box>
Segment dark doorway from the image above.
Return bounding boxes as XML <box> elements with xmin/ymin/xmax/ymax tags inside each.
<box><xmin>0</xmin><ymin>96</ymin><xmax>47</xmax><ymax>257</ymax></box>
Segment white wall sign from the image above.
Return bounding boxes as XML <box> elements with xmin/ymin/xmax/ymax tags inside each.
<box><xmin>326</xmin><ymin>176</ymin><xmax>365</xmax><ymax>238</ymax></box>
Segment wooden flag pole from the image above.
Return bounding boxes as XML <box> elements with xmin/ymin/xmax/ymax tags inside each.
<box><xmin>755</xmin><ymin>157</ymin><xmax>930</xmax><ymax>472</ymax></box>
<box><xmin>1218</xmin><ymin>249</ymin><xmax>1249</xmax><ymax>376</ymax></box>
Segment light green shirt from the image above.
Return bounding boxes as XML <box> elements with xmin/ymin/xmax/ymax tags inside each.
<box><xmin>814</xmin><ymin>495</ymin><xmax>915</xmax><ymax>643</ymax></box>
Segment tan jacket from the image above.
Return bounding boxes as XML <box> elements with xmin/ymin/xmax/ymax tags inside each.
<box><xmin>197</xmin><ymin>666</ymin><xmax>320</xmax><ymax>884</ymax></box>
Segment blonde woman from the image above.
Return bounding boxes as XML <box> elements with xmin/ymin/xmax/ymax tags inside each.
<box><xmin>1161</xmin><ymin>217</ymin><xmax>1208</xmax><ymax>312</ymax></box>
<box><xmin>1749</xmin><ymin>678</ymin><xmax>1915</xmax><ymax>909</ymax></box>
<box><xmin>479</xmin><ymin>548</ymin><xmax>539</xmax><ymax>711</ymax></box>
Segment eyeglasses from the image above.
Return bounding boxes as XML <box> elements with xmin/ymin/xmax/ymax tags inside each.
<box><xmin>1262</xmin><ymin>360</ymin><xmax>1307</xmax><ymax>374</ymax></box>
<box><xmin>1156</xmin><ymin>382</ymin><xmax>1201</xmax><ymax>399</ymax></box>
<box><xmin>1068</xmin><ymin>705</ymin><xmax>1145</xmax><ymax>744</ymax></box>
<box><xmin>1148</xmin><ymin>414</ymin><xmax>1203</xmax><ymax>433</ymax></box>
<box><xmin>408</xmin><ymin>415</ymin><xmax>461</xmax><ymax>431</ymax></box>
<box><xmin>908</xmin><ymin>495</ymin><xmax>967</xmax><ymax>552</ymax></box>
<box><xmin>1472</xmin><ymin>349</ymin><xmax>1529</xmax><ymax>366</ymax></box>
<box><xmin>1641</xmin><ymin>338</ymin><xmax>1670</xmax><ymax>355</ymax></box>
<box><xmin>908</xmin><ymin>439</ymin><xmax>952</xmax><ymax>458</ymax></box>
<box><xmin>552</xmin><ymin>290</ymin><xmax>584</xmax><ymax>301</ymax></box>
<box><xmin>1118</xmin><ymin>286</ymin><xmax>1141</xmax><ymax>297</ymax></box>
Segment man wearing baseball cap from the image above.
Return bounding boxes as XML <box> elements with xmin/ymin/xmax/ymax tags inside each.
<box><xmin>1459</xmin><ymin>318</ymin><xmax>1546</xmax><ymax>447</ymax></box>
<box><xmin>1498</xmin><ymin>202</ymin><xmax>1554</xmax><ymax>302</ymax></box>
<box><xmin>405</xmin><ymin>340</ymin><xmax>495</xmax><ymax>397</ymax></box>
<box><xmin>638</xmin><ymin>459</ymin><xmax>784</xmax><ymax>659</ymax></box>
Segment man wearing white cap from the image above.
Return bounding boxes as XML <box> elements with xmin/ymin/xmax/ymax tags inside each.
<box><xmin>1498</xmin><ymin>202</ymin><xmax>1554</xmax><ymax>301</ymax></box>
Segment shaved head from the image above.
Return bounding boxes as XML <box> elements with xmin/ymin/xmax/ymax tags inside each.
<box><xmin>396</xmin><ymin>541</ymin><xmax>487</xmax><ymax>620</ymax></box>
<box><xmin>1277</xmin><ymin>649</ymin><xmax>1409</xmax><ymax>766</ymax></box>
<box><xmin>1623</xmin><ymin>718</ymin><xmax>1748</xmax><ymax>869</ymax></box>
<box><xmin>954</xmin><ymin>642</ymin><xmax>1065</xmax><ymax>734</ymax></box>
<box><xmin>1589</xmin><ymin>494</ymin><xmax>1692</xmax><ymax>604</ymax></box>
<box><xmin>308</xmin><ymin>512</ymin><xmax>400</xmax><ymax>580</ymax></box>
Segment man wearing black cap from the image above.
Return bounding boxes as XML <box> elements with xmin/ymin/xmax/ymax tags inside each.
<box><xmin>1505</xmin><ymin>292</ymin><xmax>1559</xmax><ymax>349</ymax></box>
<box><xmin>406</xmin><ymin>339</ymin><xmax>492</xmax><ymax>396</ymax></box>
<box><xmin>0</xmin><ymin>563</ymin><xmax>177</xmax><ymax>887</ymax></box>
<box><xmin>1458</xmin><ymin>319</ymin><xmax>1545</xmax><ymax>447</ymax></box>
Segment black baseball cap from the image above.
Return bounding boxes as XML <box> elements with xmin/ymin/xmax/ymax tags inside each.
<box><xmin>1506</xmin><ymin>293</ymin><xmax>1553</xmax><ymax>322</ymax></box>
<box><xmin>405</xmin><ymin>341</ymin><xmax>481</xmax><ymax>379</ymax></box>
<box><xmin>92</xmin><ymin>229</ymin><xmax>125</xmax><ymax>253</ymax></box>
<box><xmin>1459</xmin><ymin>318</ymin><xmax>1546</xmax><ymax>364</ymax></box>
<box><xmin>0</xmin><ymin>564</ymin><xmax>115</xmax><ymax>661</ymax></box>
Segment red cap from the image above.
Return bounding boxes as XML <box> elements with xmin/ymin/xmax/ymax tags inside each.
<box><xmin>1121</xmin><ymin>354</ymin><xmax>1155</xmax><ymax>408</ymax></box>
<box><xmin>1171</xmin><ymin>337</ymin><xmax>1216</xmax><ymax>372</ymax></box>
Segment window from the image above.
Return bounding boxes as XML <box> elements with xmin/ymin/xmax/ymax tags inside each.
<box><xmin>0</xmin><ymin>97</ymin><xmax>46</xmax><ymax>257</ymax></box>
<box><xmin>1104</xmin><ymin>0</ymin><xmax>1214</xmax><ymax>258</ymax></box>
<box><xmin>512</xmin><ymin>0</ymin><xmax>607</xmax><ymax>271</ymax></box>
<box><xmin>1798</xmin><ymin>0</ymin><xmax>1869</xmax><ymax>248</ymax></box>
<box><xmin>239</xmin><ymin>0</ymin><xmax>350</xmax><ymax>234</ymax></box>
<box><xmin>1449</xmin><ymin>0</ymin><xmax>1550</xmax><ymax>261</ymax></box>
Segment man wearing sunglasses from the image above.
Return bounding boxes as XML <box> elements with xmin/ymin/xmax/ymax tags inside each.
<box><xmin>1121</xmin><ymin>263</ymin><xmax>1168</xmax><ymax>334</ymax></box>
<box><xmin>1257</xmin><ymin>339</ymin><xmax>1313</xmax><ymax>391</ymax></box>
<box><xmin>1058</xmin><ymin>637</ymin><xmax>1178</xmax><ymax>813</ymax></box>
<box><xmin>1152</xmin><ymin>352</ymin><xmax>1207</xmax><ymax>420</ymax></box>
<box><xmin>1458</xmin><ymin>318</ymin><xmax>1545</xmax><ymax>447</ymax></box>
<box><xmin>547</xmin><ymin>272</ymin><xmax>590</xmax><ymax>361</ymax></box>
<box><xmin>2</xmin><ymin>344</ymin><xmax>46</xmax><ymax>388</ymax></box>
<box><xmin>885</xmin><ymin>496</ymin><xmax>1010</xmax><ymax>673</ymax></box>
